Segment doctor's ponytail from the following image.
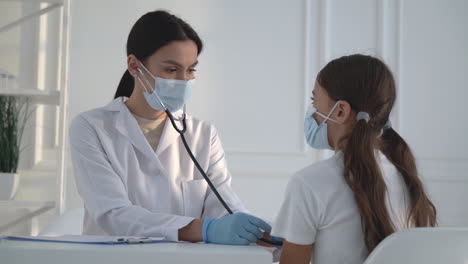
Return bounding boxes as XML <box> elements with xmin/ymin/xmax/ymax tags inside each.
<box><xmin>317</xmin><ymin>54</ymin><xmax>436</xmax><ymax>252</ymax></box>
<box><xmin>114</xmin><ymin>10</ymin><xmax>203</xmax><ymax>99</ymax></box>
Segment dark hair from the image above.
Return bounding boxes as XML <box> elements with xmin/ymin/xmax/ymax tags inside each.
<box><xmin>317</xmin><ymin>54</ymin><xmax>437</xmax><ymax>252</ymax></box>
<box><xmin>114</xmin><ymin>10</ymin><xmax>203</xmax><ymax>99</ymax></box>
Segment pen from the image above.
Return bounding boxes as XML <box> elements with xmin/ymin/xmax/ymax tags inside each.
<box><xmin>117</xmin><ymin>237</ymin><xmax>153</xmax><ymax>244</ymax></box>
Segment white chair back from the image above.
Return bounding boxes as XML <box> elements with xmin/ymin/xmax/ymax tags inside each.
<box><xmin>364</xmin><ymin>227</ymin><xmax>468</xmax><ymax>264</ymax></box>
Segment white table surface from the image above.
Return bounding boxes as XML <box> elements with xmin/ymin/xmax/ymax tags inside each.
<box><xmin>0</xmin><ymin>239</ymin><xmax>273</xmax><ymax>264</ymax></box>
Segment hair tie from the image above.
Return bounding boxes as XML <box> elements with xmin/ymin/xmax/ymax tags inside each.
<box><xmin>378</xmin><ymin>119</ymin><xmax>393</xmax><ymax>137</ymax></box>
<box><xmin>356</xmin><ymin>112</ymin><xmax>370</xmax><ymax>123</ymax></box>
<box><xmin>383</xmin><ymin>119</ymin><xmax>392</xmax><ymax>129</ymax></box>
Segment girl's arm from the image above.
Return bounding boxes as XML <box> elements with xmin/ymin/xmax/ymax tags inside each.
<box><xmin>280</xmin><ymin>241</ymin><xmax>314</xmax><ymax>264</ymax></box>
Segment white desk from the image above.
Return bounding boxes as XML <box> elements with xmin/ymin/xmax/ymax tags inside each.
<box><xmin>0</xmin><ymin>239</ymin><xmax>272</xmax><ymax>264</ymax></box>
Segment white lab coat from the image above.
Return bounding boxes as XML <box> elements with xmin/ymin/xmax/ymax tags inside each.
<box><xmin>69</xmin><ymin>97</ymin><xmax>246</xmax><ymax>241</ymax></box>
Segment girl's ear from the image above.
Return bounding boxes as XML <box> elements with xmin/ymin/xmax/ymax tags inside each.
<box><xmin>335</xmin><ymin>100</ymin><xmax>353</xmax><ymax>124</ymax></box>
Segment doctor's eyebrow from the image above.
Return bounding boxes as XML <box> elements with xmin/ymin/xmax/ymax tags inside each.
<box><xmin>162</xmin><ymin>60</ymin><xmax>198</xmax><ymax>68</ymax></box>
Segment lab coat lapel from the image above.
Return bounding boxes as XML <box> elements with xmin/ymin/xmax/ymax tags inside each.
<box><xmin>155</xmin><ymin>112</ymin><xmax>183</xmax><ymax>156</ymax></box>
<box><xmin>108</xmin><ymin>98</ymin><xmax>158</xmax><ymax>160</ymax></box>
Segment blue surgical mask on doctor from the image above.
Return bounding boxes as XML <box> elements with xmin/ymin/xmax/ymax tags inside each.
<box><xmin>136</xmin><ymin>62</ymin><xmax>195</xmax><ymax>113</ymax></box>
<box><xmin>304</xmin><ymin>100</ymin><xmax>341</xmax><ymax>150</ymax></box>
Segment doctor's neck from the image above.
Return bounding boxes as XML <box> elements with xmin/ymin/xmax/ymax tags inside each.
<box><xmin>125</xmin><ymin>85</ymin><xmax>167</xmax><ymax>120</ymax></box>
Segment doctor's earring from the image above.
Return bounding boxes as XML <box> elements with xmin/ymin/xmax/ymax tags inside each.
<box><xmin>129</xmin><ymin>69</ymin><xmax>138</xmax><ymax>78</ymax></box>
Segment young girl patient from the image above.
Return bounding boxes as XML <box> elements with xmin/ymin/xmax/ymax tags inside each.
<box><xmin>271</xmin><ymin>54</ymin><xmax>437</xmax><ymax>264</ymax></box>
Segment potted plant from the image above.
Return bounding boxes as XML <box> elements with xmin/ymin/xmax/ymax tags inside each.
<box><xmin>0</xmin><ymin>95</ymin><xmax>30</xmax><ymax>200</ymax></box>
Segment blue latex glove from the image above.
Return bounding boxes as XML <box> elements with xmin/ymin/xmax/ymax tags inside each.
<box><xmin>203</xmin><ymin>212</ymin><xmax>272</xmax><ymax>245</ymax></box>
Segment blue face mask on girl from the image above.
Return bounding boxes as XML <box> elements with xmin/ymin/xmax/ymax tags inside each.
<box><xmin>303</xmin><ymin>101</ymin><xmax>341</xmax><ymax>150</ymax></box>
<box><xmin>136</xmin><ymin>62</ymin><xmax>195</xmax><ymax>113</ymax></box>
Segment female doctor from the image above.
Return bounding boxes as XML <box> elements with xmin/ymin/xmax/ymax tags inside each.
<box><xmin>69</xmin><ymin>10</ymin><xmax>272</xmax><ymax>245</ymax></box>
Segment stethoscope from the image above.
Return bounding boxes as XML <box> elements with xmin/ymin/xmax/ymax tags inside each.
<box><xmin>136</xmin><ymin>68</ymin><xmax>282</xmax><ymax>247</ymax></box>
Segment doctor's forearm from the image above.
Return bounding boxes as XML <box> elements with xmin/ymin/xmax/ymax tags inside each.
<box><xmin>178</xmin><ymin>218</ymin><xmax>203</xmax><ymax>242</ymax></box>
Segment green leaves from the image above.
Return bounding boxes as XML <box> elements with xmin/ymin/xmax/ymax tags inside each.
<box><xmin>0</xmin><ymin>96</ymin><xmax>30</xmax><ymax>173</ymax></box>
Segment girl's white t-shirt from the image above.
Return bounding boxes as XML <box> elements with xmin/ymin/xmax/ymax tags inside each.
<box><xmin>271</xmin><ymin>151</ymin><xmax>410</xmax><ymax>264</ymax></box>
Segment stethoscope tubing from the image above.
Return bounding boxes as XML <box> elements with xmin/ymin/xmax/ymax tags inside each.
<box><xmin>165</xmin><ymin>110</ymin><xmax>282</xmax><ymax>247</ymax></box>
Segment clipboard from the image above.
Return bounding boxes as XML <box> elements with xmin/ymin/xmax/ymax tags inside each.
<box><xmin>0</xmin><ymin>235</ymin><xmax>166</xmax><ymax>245</ymax></box>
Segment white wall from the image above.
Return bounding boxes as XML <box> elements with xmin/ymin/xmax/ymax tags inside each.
<box><xmin>398</xmin><ymin>0</ymin><xmax>468</xmax><ymax>226</ymax></box>
<box><xmin>65</xmin><ymin>0</ymin><xmax>468</xmax><ymax>226</ymax></box>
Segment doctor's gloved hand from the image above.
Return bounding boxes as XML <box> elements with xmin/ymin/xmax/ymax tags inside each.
<box><xmin>202</xmin><ymin>212</ymin><xmax>272</xmax><ymax>245</ymax></box>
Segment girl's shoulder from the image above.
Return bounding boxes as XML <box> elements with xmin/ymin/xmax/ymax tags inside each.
<box><xmin>294</xmin><ymin>152</ymin><xmax>345</xmax><ymax>187</ymax></box>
